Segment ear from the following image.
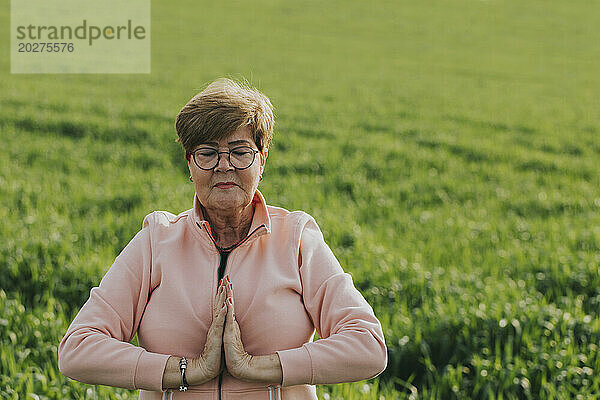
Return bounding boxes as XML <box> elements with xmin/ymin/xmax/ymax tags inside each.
<box><xmin>187</xmin><ymin>158</ymin><xmax>193</xmax><ymax>175</ymax></box>
<box><xmin>260</xmin><ymin>149</ymin><xmax>268</xmax><ymax>173</ymax></box>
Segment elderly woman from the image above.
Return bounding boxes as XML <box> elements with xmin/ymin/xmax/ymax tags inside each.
<box><xmin>58</xmin><ymin>78</ymin><xmax>387</xmax><ymax>399</ymax></box>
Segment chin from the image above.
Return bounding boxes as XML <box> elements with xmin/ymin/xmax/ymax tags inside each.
<box><xmin>209</xmin><ymin>195</ymin><xmax>244</xmax><ymax>210</ymax></box>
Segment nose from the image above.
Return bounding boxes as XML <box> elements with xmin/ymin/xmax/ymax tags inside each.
<box><xmin>214</xmin><ymin>151</ymin><xmax>234</xmax><ymax>172</ymax></box>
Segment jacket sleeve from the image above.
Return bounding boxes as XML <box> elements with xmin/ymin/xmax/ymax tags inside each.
<box><xmin>58</xmin><ymin>213</ymin><xmax>171</xmax><ymax>391</ymax></box>
<box><xmin>276</xmin><ymin>216</ymin><xmax>387</xmax><ymax>386</ymax></box>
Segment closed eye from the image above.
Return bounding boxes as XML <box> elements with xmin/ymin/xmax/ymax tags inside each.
<box><xmin>231</xmin><ymin>147</ymin><xmax>253</xmax><ymax>156</ymax></box>
<box><xmin>196</xmin><ymin>148</ymin><xmax>218</xmax><ymax>157</ymax></box>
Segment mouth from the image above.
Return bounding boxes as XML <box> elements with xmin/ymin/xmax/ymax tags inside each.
<box><xmin>214</xmin><ymin>182</ymin><xmax>238</xmax><ymax>189</ymax></box>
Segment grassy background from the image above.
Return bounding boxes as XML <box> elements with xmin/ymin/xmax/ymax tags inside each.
<box><xmin>1</xmin><ymin>0</ymin><xmax>600</xmax><ymax>398</ymax></box>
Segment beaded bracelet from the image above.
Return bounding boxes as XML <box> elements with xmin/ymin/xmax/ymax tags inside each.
<box><xmin>178</xmin><ymin>357</ymin><xmax>189</xmax><ymax>391</ymax></box>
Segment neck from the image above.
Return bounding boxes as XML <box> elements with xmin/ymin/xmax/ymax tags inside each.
<box><xmin>201</xmin><ymin>203</ymin><xmax>255</xmax><ymax>249</ymax></box>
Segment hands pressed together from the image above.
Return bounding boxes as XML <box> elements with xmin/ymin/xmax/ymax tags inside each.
<box><xmin>162</xmin><ymin>275</ymin><xmax>283</xmax><ymax>389</ymax></box>
<box><xmin>195</xmin><ymin>275</ymin><xmax>256</xmax><ymax>383</ymax></box>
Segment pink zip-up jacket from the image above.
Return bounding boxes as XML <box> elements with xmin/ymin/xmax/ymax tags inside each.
<box><xmin>58</xmin><ymin>190</ymin><xmax>387</xmax><ymax>399</ymax></box>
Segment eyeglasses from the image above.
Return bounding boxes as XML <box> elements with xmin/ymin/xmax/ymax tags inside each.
<box><xmin>190</xmin><ymin>146</ymin><xmax>260</xmax><ymax>170</ymax></box>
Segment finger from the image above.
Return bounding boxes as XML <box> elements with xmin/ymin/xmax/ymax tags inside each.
<box><xmin>227</xmin><ymin>296</ymin><xmax>235</xmax><ymax>317</ymax></box>
<box><xmin>213</xmin><ymin>285</ymin><xmax>225</xmax><ymax>314</ymax></box>
<box><xmin>218</xmin><ymin>284</ymin><xmax>226</xmax><ymax>304</ymax></box>
<box><xmin>226</xmin><ymin>288</ymin><xmax>235</xmax><ymax>313</ymax></box>
<box><xmin>217</xmin><ymin>277</ymin><xmax>225</xmax><ymax>292</ymax></box>
<box><xmin>225</xmin><ymin>275</ymin><xmax>233</xmax><ymax>294</ymax></box>
<box><xmin>224</xmin><ymin>283</ymin><xmax>231</xmax><ymax>302</ymax></box>
<box><xmin>213</xmin><ymin>285</ymin><xmax>222</xmax><ymax>307</ymax></box>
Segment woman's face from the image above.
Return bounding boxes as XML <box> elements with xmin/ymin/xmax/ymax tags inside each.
<box><xmin>188</xmin><ymin>126</ymin><xmax>266</xmax><ymax>214</ymax></box>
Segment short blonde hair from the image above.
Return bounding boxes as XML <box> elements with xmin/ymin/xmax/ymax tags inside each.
<box><xmin>175</xmin><ymin>78</ymin><xmax>274</xmax><ymax>160</ymax></box>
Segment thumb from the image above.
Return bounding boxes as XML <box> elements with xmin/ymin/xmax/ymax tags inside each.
<box><xmin>224</xmin><ymin>297</ymin><xmax>238</xmax><ymax>340</ymax></box>
<box><xmin>215</xmin><ymin>300</ymin><xmax>227</xmax><ymax>330</ymax></box>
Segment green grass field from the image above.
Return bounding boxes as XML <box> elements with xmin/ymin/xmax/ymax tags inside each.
<box><xmin>1</xmin><ymin>0</ymin><xmax>600</xmax><ymax>398</ymax></box>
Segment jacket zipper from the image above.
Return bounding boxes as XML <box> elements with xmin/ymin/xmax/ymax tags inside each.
<box><xmin>196</xmin><ymin>221</ymin><xmax>266</xmax><ymax>400</ymax></box>
<box><xmin>216</xmin><ymin>248</ymin><xmax>229</xmax><ymax>400</ymax></box>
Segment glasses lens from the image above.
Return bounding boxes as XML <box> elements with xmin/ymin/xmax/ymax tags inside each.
<box><xmin>230</xmin><ymin>147</ymin><xmax>256</xmax><ymax>169</ymax></box>
<box><xmin>194</xmin><ymin>148</ymin><xmax>218</xmax><ymax>169</ymax></box>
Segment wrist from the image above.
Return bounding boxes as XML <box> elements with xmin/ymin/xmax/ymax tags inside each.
<box><xmin>246</xmin><ymin>353</ymin><xmax>283</xmax><ymax>383</ymax></box>
<box><xmin>187</xmin><ymin>356</ymin><xmax>219</xmax><ymax>385</ymax></box>
<box><xmin>229</xmin><ymin>352</ymin><xmax>254</xmax><ymax>381</ymax></box>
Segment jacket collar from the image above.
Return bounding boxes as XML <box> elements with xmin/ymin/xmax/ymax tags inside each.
<box><xmin>191</xmin><ymin>189</ymin><xmax>272</xmax><ymax>238</ymax></box>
